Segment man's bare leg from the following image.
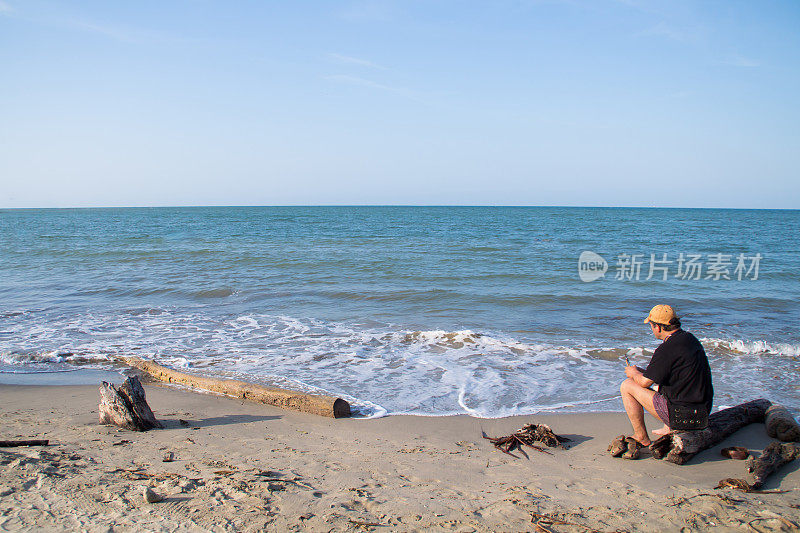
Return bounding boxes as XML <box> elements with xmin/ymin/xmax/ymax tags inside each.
<box><xmin>620</xmin><ymin>378</ymin><xmax>661</xmax><ymax>446</ymax></box>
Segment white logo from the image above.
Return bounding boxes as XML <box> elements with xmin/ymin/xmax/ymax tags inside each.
<box><xmin>578</xmin><ymin>251</ymin><xmax>608</xmax><ymax>282</ymax></box>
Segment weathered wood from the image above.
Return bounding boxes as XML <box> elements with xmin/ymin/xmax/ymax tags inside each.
<box><xmin>0</xmin><ymin>440</ymin><xmax>49</xmax><ymax>447</ymax></box>
<box><xmin>99</xmin><ymin>376</ymin><xmax>163</xmax><ymax>431</ymax></box>
<box><xmin>650</xmin><ymin>399</ymin><xmax>772</xmax><ymax>465</ymax></box>
<box><xmin>765</xmin><ymin>404</ymin><xmax>800</xmax><ymax>442</ymax></box>
<box><xmin>120</xmin><ymin>356</ymin><xmax>351</xmax><ymax>418</ymax></box>
<box><xmin>746</xmin><ymin>441</ymin><xmax>800</xmax><ymax>489</ymax></box>
<box><xmin>119</xmin><ymin>375</ymin><xmax>162</xmax><ymax>430</ymax></box>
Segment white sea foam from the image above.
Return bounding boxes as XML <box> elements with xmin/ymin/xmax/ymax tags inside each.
<box><xmin>701</xmin><ymin>337</ymin><xmax>800</xmax><ymax>357</ymax></box>
<box><xmin>1</xmin><ymin>309</ymin><xmax>798</xmax><ymax>416</ymax></box>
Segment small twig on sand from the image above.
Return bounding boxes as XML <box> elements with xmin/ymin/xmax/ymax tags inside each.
<box><xmin>253</xmin><ymin>475</ymin><xmax>313</xmax><ymax>489</ymax></box>
<box><xmin>348</xmin><ymin>518</ymin><xmax>384</xmax><ymax>530</ymax></box>
<box><xmin>667</xmin><ymin>493</ymin><xmax>744</xmax><ymax>507</ymax></box>
<box><xmin>530</xmin><ymin>512</ymin><xmax>611</xmax><ymax>533</ymax></box>
<box><xmin>715</xmin><ymin>478</ymin><xmax>792</xmax><ymax>494</ymax></box>
<box><xmin>747</xmin><ymin>516</ymin><xmax>800</xmax><ymax>532</ymax></box>
<box><xmin>0</xmin><ymin>440</ymin><xmax>49</xmax><ymax>447</ymax></box>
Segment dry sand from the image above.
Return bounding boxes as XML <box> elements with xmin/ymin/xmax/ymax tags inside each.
<box><xmin>1</xmin><ymin>382</ymin><xmax>799</xmax><ymax>532</ymax></box>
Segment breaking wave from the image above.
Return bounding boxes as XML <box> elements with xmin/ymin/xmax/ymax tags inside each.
<box><xmin>1</xmin><ymin>309</ymin><xmax>798</xmax><ymax>417</ymax></box>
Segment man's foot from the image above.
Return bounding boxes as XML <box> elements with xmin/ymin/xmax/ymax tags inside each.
<box><xmin>630</xmin><ymin>435</ymin><xmax>651</xmax><ymax>446</ymax></box>
<box><xmin>652</xmin><ymin>425</ymin><xmax>671</xmax><ymax>437</ymax></box>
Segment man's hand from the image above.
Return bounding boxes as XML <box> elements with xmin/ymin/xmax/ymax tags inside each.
<box><xmin>625</xmin><ymin>365</ymin><xmax>654</xmax><ymax>388</ymax></box>
<box><xmin>625</xmin><ymin>365</ymin><xmax>641</xmax><ymax>379</ymax></box>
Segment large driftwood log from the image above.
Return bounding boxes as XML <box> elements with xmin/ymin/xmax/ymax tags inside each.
<box><xmin>99</xmin><ymin>376</ymin><xmax>163</xmax><ymax>431</ymax></box>
<box><xmin>765</xmin><ymin>404</ymin><xmax>800</xmax><ymax>442</ymax></box>
<box><xmin>650</xmin><ymin>398</ymin><xmax>772</xmax><ymax>465</ymax></box>
<box><xmin>120</xmin><ymin>356</ymin><xmax>351</xmax><ymax>418</ymax></box>
<box><xmin>746</xmin><ymin>441</ymin><xmax>800</xmax><ymax>489</ymax></box>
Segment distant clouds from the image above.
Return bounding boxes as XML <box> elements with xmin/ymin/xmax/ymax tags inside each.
<box><xmin>324</xmin><ymin>51</ymin><xmax>424</xmax><ymax>100</ymax></box>
<box><xmin>0</xmin><ymin>1</ymin><xmax>13</xmax><ymax>13</ymax></box>
<box><xmin>327</xmin><ymin>52</ymin><xmax>387</xmax><ymax>71</ymax></box>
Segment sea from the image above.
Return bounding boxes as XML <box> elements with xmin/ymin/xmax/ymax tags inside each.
<box><xmin>1</xmin><ymin>206</ymin><xmax>798</xmax><ymax>418</ymax></box>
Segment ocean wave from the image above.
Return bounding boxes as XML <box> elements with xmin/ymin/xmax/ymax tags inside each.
<box><xmin>0</xmin><ymin>350</ymin><xmax>117</xmax><ymax>367</ymax></box>
<box><xmin>65</xmin><ymin>286</ymin><xmax>237</xmax><ymax>300</ymax></box>
<box><xmin>193</xmin><ymin>288</ymin><xmax>236</xmax><ymax>299</ymax></box>
<box><xmin>1</xmin><ymin>310</ymin><xmax>797</xmax><ymax>417</ymax></box>
<box><xmin>701</xmin><ymin>337</ymin><xmax>800</xmax><ymax>357</ymax></box>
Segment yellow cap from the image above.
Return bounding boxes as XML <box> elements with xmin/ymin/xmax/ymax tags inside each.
<box><xmin>644</xmin><ymin>304</ymin><xmax>678</xmax><ymax>325</ymax></box>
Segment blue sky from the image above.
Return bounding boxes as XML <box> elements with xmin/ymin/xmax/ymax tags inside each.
<box><xmin>1</xmin><ymin>1</ymin><xmax>798</xmax><ymax>208</ymax></box>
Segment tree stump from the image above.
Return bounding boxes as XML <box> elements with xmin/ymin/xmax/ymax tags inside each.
<box><xmin>765</xmin><ymin>404</ymin><xmax>800</xmax><ymax>442</ymax></box>
<box><xmin>99</xmin><ymin>376</ymin><xmax>162</xmax><ymax>431</ymax></box>
<box><xmin>650</xmin><ymin>398</ymin><xmax>772</xmax><ymax>465</ymax></box>
<box><xmin>746</xmin><ymin>441</ymin><xmax>800</xmax><ymax>489</ymax></box>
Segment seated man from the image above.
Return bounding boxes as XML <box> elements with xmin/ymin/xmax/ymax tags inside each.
<box><xmin>620</xmin><ymin>304</ymin><xmax>714</xmax><ymax>446</ymax></box>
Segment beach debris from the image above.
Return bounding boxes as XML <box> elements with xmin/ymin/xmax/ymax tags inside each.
<box><xmin>99</xmin><ymin>376</ymin><xmax>163</xmax><ymax>431</ymax></box>
<box><xmin>716</xmin><ymin>478</ymin><xmax>753</xmax><ymax>491</ymax></box>
<box><xmin>746</xmin><ymin>441</ymin><xmax>800</xmax><ymax>489</ymax></box>
<box><xmin>607</xmin><ymin>435</ymin><xmax>643</xmax><ymax>459</ymax></box>
<box><xmin>253</xmin><ymin>472</ymin><xmax>314</xmax><ymax>489</ymax></box>
<box><xmin>0</xmin><ymin>439</ymin><xmax>49</xmax><ymax>447</ymax></box>
<box><xmin>348</xmin><ymin>518</ymin><xmax>384</xmax><ymax>530</ymax></box>
<box><xmin>765</xmin><ymin>404</ymin><xmax>800</xmax><ymax>442</ymax></box>
<box><xmin>721</xmin><ymin>446</ymin><xmax>750</xmax><ymax>460</ymax></box>
<box><xmin>667</xmin><ymin>492</ymin><xmax>744</xmax><ymax>507</ymax></box>
<box><xmin>746</xmin><ymin>516</ymin><xmax>800</xmax><ymax>532</ymax></box>
<box><xmin>162</xmin><ymin>451</ymin><xmax>175</xmax><ymax>462</ymax></box>
<box><xmin>650</xmin><ymin>398</ymin><xmax>772</xmax><ymax>465</ymax></box>
<box><xmin>179</xmin><ymin>419</ymin><xmax>190</xmax><ymax>427</ymax></box>
<box><xmin>530</xmin><ymin>511</ymin><xmax>605</xmax><ymax>533</ymax></box>
<box><xmin>484</xmin><ymin>423</ymin><xmax>570</xmax><ymax>458</ymax></box>
<box><xmin>607</xmin><ymin>435</ymin><xmax>628</xmax><ymax>458</ymax></box>
<box><xmin>143</xmin><ymin>486</ymin><xmax>164</xmax><ymax>503</ymax></box>
<box><xmin>120</xmin><ymin>356</ymin><xmax>351</xmax><ymax>418</ymax></box>
<box><xmin>714</xmin><ymin>477</ymin><xmax>791</xmax><ymax>494</ymax></box>
<box><xmin>622</xmin><ymin>437</ymin><xmax>643</xmax><ymax>460</ymax></box>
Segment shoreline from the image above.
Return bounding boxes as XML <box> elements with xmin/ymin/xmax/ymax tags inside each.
<box><xmin>1</xmin><ymin>383</ymin><xmax>799</xmax><ymax>531</ymax></box>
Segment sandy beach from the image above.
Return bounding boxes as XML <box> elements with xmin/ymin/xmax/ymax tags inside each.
<box><xmin>1</xmin><ymin>381</ymin><xmax>798</xmax><ymax>532</ymax></box>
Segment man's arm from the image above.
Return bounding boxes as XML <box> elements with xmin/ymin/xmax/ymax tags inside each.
<box><xmin>625</xmin><ymin>365</ymin><xmax>655</xmax><ymax>388</ymax></box>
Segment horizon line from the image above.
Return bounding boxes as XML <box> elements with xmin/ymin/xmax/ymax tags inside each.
<box><xmin>1</xmin><ymin>204</ymin><xmax>798</xmax><ymax>211</ymax></box>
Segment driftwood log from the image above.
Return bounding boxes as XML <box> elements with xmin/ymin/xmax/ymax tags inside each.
<box><xmin>650</xmin><ymin>398</ymin><xmax>772</xmax><ymax>465</ymax></box>
<box><xmin>99</xmin><ymin>376</ymin><xmax>163</xmax><ymax>431</ymax></box>
<box><xmin>747</xmin><ymin>441</ymin><xmax>800</xmax><ymax>489</ymax></box>
<box><xmin>765</xmin><ymin>404</ymin><xmax>800</xmax><ymax>442</ymax></box>
<box><xmin>120</xmin><ymin>356</ymin><xmax>351</xmax><ymax>418</ymax></box>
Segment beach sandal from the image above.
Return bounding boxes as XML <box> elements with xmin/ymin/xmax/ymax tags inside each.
<box><xmin>622</xmin><ymin>437</ymin><xmax>643</xmax><ymax>460</ymax></box>
<box><xmin>608</xmin><ymin>435</ymin><xmax>628</xmax><ymax>457</ymax></box>
<box><xmin>607</xmin><ymin>435</ymin><xmax>647</xmax><ymax>459</ymax></box>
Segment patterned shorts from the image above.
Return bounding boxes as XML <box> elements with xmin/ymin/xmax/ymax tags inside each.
<box><xmin>652</xmin><ymin>392</ymin><xmax>670</xmax><ymax>426</ymax></box>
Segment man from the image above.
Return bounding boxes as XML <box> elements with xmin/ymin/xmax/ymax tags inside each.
<box><xmin>620</xmin><ymin>304</ymin><xmax>714</xmax><ymax>446</ymax></box>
